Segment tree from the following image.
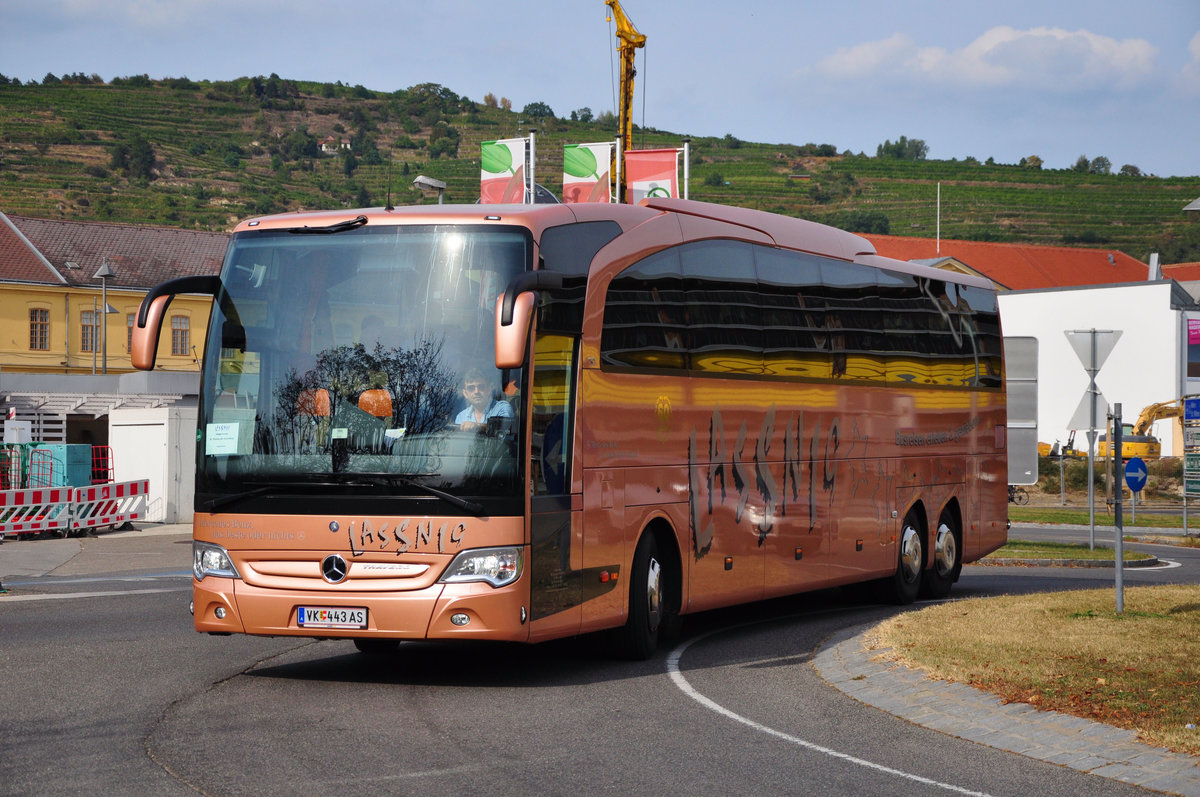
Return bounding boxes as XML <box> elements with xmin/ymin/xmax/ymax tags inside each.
<box><xmin>876</xmin><ymin>136</ymin><xmax>928</xmax><ymax>161</ymax></box>
<box><xmin>1118</xmin><ymin>164</ymin><xmax>1142</xmax><ymax>177</ymax></box>
<box><xmin>521</xmin><ymin>101</ymin><xmax>554</xmax><ymax>119</ymax></box>
<box><xmin>1152</xmin><ymin>218</ymin><xmax>1200</xmax><ymax>264</ymax></box>
<box><xmin>1071</xmin><ymin>155</ymin><xmax>1091</xmax><ymax>173</ymax></box>
<box><xmin>840</xmin><ymin>210</ymin><xmax>890</xmax><ymax>234</ymax></box>
<box><xmin>500</xmin><ymin>97</ymin><xmax>512</xmax><ymax>112</ymax></box>
<box><xmin>483</xmin><ymin>92</ymin><xmax>498</xmax><ymax>108</ymax></box>
<box><xmin>1089</xmin><ymin>156</ymin><xmax>1112</xmax><ymax>175</ymax></box>
<box><xmin>574</xmin><ymin>107</ymin><xmax>593</xmax><ymax>123</ymax></box>
<box><xmin>1020</xmin><ymin>155</ymin><xmax>1043</xmax><ymax>169</ymax></box>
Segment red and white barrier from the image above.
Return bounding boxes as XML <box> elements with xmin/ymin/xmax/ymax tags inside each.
<box><xmin>70</xmin><ymin>480</ymin><xmax>148</xmax><ymax>531</ymax></box>
<box><xmin>0</xmin><ymin>487</ymin><xmax>73</xmax><ymax>536</ymax></box>
<box><xmin>0</xmin><ymin>479</ymin><xmax>149</xmax><ymax>538</ymax></box>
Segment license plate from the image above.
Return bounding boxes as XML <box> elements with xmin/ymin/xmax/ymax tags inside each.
<box><xmin>297</xmin><ymin>606</ymin><xmax>367</xmax><ymax>629</ymax></box>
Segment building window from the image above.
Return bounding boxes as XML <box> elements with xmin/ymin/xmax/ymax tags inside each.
<box><xmin>29</xmin><ymin>308</ymin><xmax>49</xmax><ymax>350</ymax></box>
<box><xmin>127</xmin><ymin>313</ymin><xmax>135</xmax><ymax>353</ymax></box>
<box><xmin>171</xmin><ymin>315</ymin><xmax>190</xmax><ymax>356</ymax></box>
<box><xmin>81</xmin><ymin>310</ymin><xmax>99</xmax><ymax>353</ymax></box>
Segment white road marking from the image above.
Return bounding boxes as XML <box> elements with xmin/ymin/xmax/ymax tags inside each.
<box><xmin>0</xmin><ymin>588</ymin><xmax>184</xmax><ymax>602</ymax></box>
<box><xmin>667</xmin><ymin>626</ymin><xmax>993</xmax><ymax>797</ymax></box>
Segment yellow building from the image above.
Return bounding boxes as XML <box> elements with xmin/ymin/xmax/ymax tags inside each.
<box><xmin>1</xmin><ymin>212</ymin><xmax>227</xmax><ymax>442</ymax></box>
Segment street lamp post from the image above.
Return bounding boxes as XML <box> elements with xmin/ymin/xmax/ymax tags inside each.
<box><xmin>93</xmin><ymin>260</ymin><xmax>115</xmax><ymax>374</ymax></box>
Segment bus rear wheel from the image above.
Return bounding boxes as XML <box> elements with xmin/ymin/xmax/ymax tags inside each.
<box><xmin>618</xmin><ymin>533</ymin><xmax>664</xmax><ymax>660</ymax></box>
<box><xmin>921</xmin><ymin>520</ymin><xmax>961</xmax><ymax>599</ymax></box>
<box><xmin>887</xmin><ymin>517</ymin><xmax>923</xmax><ymax>604</ymax></box>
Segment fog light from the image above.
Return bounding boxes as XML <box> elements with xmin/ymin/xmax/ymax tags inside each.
<box><xmin>215</xmin><ymin>607</ymin><xmax>226</xmax><ymax>619</ymax></box>
<box><xmin>450</xmin><ymin>613</ymin><xmax>470</xmax><ymax>626</ymax></box>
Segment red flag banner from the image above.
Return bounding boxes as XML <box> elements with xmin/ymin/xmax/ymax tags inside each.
<box><xmin>562</xmin><ymin>142</ymin><xmax>612</xmax><ymax>203</ymax></box>
<box><xmin>480</xmin><ymin>137</ymin><xmax>529</xmax><ymax>203</ymax></box>
<box><xmin>624</xmin><ymin>148</ymin><xmax>678</xmax><ymax>204</ymax></box>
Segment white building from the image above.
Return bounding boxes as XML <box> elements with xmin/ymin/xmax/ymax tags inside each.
<box><xmin>1000</xmin><ymin>280</ymin><xmax>1199</xmax><ymax>456</ymax></box>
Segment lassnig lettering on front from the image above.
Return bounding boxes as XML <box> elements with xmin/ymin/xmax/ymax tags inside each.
<box><xmin>330</xmin><ymin>518</ymin><xmax>467</xmax><ymax>556</ymax></box>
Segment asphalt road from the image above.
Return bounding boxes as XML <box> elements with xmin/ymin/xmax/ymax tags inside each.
<box><xmin>0</xmin><ymin>524</ymin><xmax>1195</xmax><ymax>796</ymax></box>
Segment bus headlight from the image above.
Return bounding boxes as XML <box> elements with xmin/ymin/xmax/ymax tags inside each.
<box><xmin>193</xmin><ymin>541</ymin><xmax>241</xmax><ymax>581</ymax></box>
<box><xmin>440</xmin><ymin>547</ymin><xmax>522</xmax><ymax>588</ymax></box>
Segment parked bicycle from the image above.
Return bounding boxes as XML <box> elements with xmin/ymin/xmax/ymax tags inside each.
<box><xmin>1008</xmin><ymin>484</ymin><xmax>1029</xmax><ymax>505</ymax></box>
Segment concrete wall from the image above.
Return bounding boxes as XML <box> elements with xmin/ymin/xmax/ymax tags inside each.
<box><xmin>999</xmin><ymin>281</ymin><xmax>1185</xmax><ymax>456</ymax></box>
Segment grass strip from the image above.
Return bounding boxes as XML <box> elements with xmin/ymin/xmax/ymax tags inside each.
<box><xmin>986</xmin><ymin>539</ymin><xmax>1153</xmax><ymax>562</ymax></box>
<box><xmin>871</xmin><ymin>585</ymin><xmax>1200</xmax><ymax>756</ymax></box>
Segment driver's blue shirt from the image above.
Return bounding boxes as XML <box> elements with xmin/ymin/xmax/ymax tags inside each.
<box><xmin>455</xmin><ymin>399</ymin><xmax>513</xmax><ymax>426</ymax></box>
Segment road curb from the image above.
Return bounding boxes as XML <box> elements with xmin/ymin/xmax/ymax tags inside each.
<box><xmin>981</xmin><ymin>556</ymin><xmax>1161</xmax><ymax>568</ymax></box>
<box><xmin>813</xmin><ymin>624</ymin><xmax>1200</xmax><ymax>795</ymax></box>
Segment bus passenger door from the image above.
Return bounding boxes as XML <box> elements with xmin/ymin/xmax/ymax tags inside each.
<box><xmin>528</xmin><ymin>333</ymin><xmax>585</xmax><ymax>642</ymax></box>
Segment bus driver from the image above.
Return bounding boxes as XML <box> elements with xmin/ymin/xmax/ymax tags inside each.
<box><xmin>455</xmin><ymin>368</ymin><xmax>513</xmax><ymax>432</ymax></box>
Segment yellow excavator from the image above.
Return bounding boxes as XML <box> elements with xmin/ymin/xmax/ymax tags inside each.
<box><xmin>605</xmin><ymin>0</ymin><xmax>645</xmax><ymax>201</ymax></box>
<box><xmin>1096</xmin><ymin>396</ymin><xmax>1196</xmax><ymax>459</ymax></box>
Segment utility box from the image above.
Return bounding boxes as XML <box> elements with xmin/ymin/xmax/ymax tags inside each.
<box><xmin>108</xmin><ymin>406</ymin><xmax>197</xmax><ymax>523</ymax></box>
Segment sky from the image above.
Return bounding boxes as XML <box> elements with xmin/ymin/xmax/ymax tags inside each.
<box><xmin>2</xmin><ymin>0</ymin><xmax>1199</xmax><ymax>177</ymax></box>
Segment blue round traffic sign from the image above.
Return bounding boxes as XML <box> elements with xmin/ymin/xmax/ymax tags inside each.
<box><xmin>1124</xmin><ymin>457</ymin><xmax>1148</xmax><ymax>493</ymax></box>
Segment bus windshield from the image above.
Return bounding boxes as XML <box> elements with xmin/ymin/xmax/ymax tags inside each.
<box><xmin>198</xmin><ymin>224</ymin><xmax>530</xmax><ymax>510</ymax></box>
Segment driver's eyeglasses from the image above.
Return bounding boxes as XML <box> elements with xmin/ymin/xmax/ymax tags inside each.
<box><xmin>463</xmin><ymin>383</ymin><xmax>487</xmax><ymax>393</ymax></box>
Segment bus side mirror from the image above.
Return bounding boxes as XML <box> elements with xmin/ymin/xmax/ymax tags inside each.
<box><xmin>494</xmin><ymin>272</ymin><xmax>564</xmax><ymax>369</ymax></box>
<box><xmin>132</xmin><ymin>275</ymin><xmax>220</xmax><ymax>371</ymax></box>
<box><xmin>495</xmin><ymin>292</ymin><xmax>535</xmax><ymax>369</ymax></box>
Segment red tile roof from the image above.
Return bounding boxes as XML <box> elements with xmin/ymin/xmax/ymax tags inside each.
<box><xmin>861</xmin><ymin>234</ymin><xmax>1150</xmax><ymax>291</ymax></box>
<box><xmin>1</xmin><ymin>213</ymin><xmax>227</xmax><ymax>289</ymax></box>
<box><xmin>0</xmin><ymin>214</ymin><xmax>64</xmax><ymax>284</ymax></box>
<box><xmin>1163</xmin><ymin>262</ymin><xmax>1200</xmax><ymax>282</ymax></box>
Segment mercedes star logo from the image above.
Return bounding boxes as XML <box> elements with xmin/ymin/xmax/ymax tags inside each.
<box><xmin>321</xmin><ymin>554</ymin><xmax>348</xmax><ymax>583</ymax></box>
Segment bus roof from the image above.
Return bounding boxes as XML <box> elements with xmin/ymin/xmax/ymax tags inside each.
<box><xmin>231</xmin><ymin>199</ymin><xmax>994</xmax><ymax>290</ymax></box>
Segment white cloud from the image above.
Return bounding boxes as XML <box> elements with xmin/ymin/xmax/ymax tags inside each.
<box><xmin>814</xmin><ymin>25</ymin><xmax>1158</xmax><ymax>93</ymax></box>
<box><xmin>1181</xmin><ymin>30</ymin><xmax>1200</xmax><ymax>94</ymax></box>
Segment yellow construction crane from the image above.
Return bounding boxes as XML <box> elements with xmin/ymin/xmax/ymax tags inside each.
<box><xmin>605</xmin><ymin>0</ymin><xmax>645</xmax><ymax>200</ymax></box>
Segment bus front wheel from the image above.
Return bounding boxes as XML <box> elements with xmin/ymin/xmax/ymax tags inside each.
<box><xmin>618</xmin><ymin>533</ymin><xmax>664</xmax><ymax>660</ymax></box>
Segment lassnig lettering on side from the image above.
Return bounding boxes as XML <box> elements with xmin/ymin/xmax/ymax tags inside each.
<box><xmin>329</xmin><ymin>518</ymin><xmax>467</xmax><ymax>556</ymax></box>
<box><xmin>895</xmin><ymin>417</ymin><xmax>981</xmax><ymax>447</ymax></box>
<box><xmin>686</xmin><ymin>405</ymin><xmax>894</xmax><ymax>561</ymax></box>
<box><xmin>688</xmin><ymin>406</ymin><xmax>823</xmax><ymax>558</ymax></box>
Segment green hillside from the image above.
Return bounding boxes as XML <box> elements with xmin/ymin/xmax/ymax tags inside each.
<box><xmin>1</xmin><ymin>75</ymin><xmax>1198</xmax><ymax>261</ymax></box>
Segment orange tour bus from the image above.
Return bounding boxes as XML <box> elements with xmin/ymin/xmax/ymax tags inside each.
<box><xmin>132</xmin><ymin>197</ymin><xmax>1007</xmax><ymax>658</ymax></box>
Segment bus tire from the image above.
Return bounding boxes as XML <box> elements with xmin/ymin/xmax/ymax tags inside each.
<box><xmin>618</xmin><ymin>533</ymin><xmax>664</xmax><ymax>660</ymax></box>
<box><xmin>920</xmin><ymin>520</ymin><xmax>960</xmax><ymax>599</ymax></box>
<box><xmin>887</xmin><ymin>516</ymin><xmax>924</xmax><ymax>605</ymax></box>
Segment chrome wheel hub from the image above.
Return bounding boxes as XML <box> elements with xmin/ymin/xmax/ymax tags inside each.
<box><xmin>933</xmin><ymin>522</ymin><xmax>957</xmax><ymax>577</ymax></box>
<box><xmin>645</xmin><ymin>556</ymin><xmax>662</xmax><ymax>633</ymax></box>
<box><xmin>899</xmin><ymin>524</ymin><xmax>922</xmax><ymax>583</ymax></box>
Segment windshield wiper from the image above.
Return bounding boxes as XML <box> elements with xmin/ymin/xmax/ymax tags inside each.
<box><xmin>329</xmin><ymin>473</ymin><xmax>486</xmax><ymax>517</ymax></box>
<box><xmin>288</xmin><ymin>215</ymin><xmax>368</xmax><ymax>235</ymax></box>
<box><xmin>202</xmin><ymin>483</ymin><xmax>289</xmax><ymax>513</ymax></box>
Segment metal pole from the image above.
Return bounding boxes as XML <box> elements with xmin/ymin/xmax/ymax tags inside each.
<box><xmin>91</xmin><ymin>296</ymin><xmax>97</xmax><ymax>375</ymax></box>
<box><xmin>1113</xmin><ymin>403</ymin><xmax>1125</xmax><ymax>614</ymax></box>
<box><xmin>682</xmin><ymin>140</ymin><xmax>690</xmax><ymax>200</ymax></box>
<box><xmin>1087</xmin><ymin>328</ymin><xmax>1097</xmax><ymax>549</ymax></box>
<box><xmin>1059</xmin><ymin>447</ymin><xmax>1065</xmax><ymax>506</ymax></box>
<box><xmin>101</xmin><ymin>276</ymin><xmax>108</xmax><ymax>374</ymax></box>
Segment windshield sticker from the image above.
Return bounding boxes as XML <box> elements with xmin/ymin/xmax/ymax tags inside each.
<box><xmin>206</xmin><ymin>423</ymin><xmax>241</xmax><ymax>456</ymax></box>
